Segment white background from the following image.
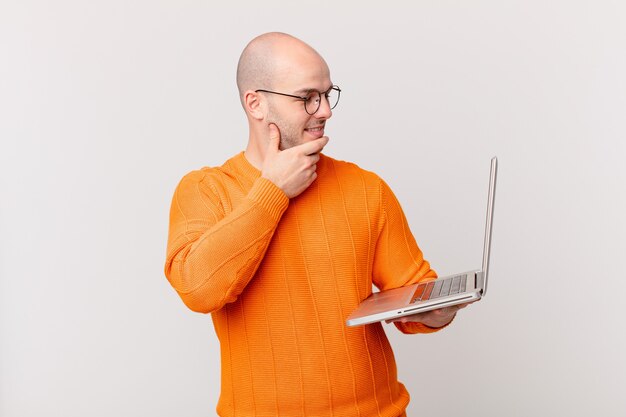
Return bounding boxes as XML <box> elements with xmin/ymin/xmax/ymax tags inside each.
<box><xmin>1</xmin><ymin>1</ymin><xmax>625</xmax><ymax>416</ymax></box>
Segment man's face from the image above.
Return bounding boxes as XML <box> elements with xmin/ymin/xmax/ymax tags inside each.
<box><xmin>264</xmin><ymin>56</ymin><xmax>333</xmax><ymax>150</ymax></box>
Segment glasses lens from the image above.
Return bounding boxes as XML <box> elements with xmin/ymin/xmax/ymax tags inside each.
<box><xmin>303</xmin><ymin>88</ymin><xmax>340</xmax><ymax>114</ymax></box>
<box><xmin>304</xmin><ymin>91</ymin><xmax>321</xmax><ymax>115</ymax></box>
<box><xmin>327</xmin><ymin>87</ymin><xmax>339</xmax><ymax>110</ymax></box>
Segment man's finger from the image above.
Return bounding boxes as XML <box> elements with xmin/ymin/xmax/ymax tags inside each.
<box><xmin>298</xmin><ymin>136</ymin><xmax>329</xmax><ymax>156</ymax></box>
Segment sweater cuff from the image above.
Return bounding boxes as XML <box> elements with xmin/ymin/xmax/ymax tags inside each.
<box><xmin>247</xmin><ymin>177</ymin><xmax>290</xmax><ymax>221</ymax></box>
<box><xmin>394</xmin><ymin>313</ymin><xmax>455</xmax><ymax>334</ymax></box>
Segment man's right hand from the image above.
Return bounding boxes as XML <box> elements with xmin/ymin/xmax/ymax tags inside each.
<box><xmin>261</xmin><ymin>123</ymin><xmax>329</xmax><ymax>199</ymax></box>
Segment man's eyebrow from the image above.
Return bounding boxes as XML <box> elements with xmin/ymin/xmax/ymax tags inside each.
<box><xmin>293</xmin><ymin>87</ymin><xmax>314</xmax><ymax>95</ymax></box>
<box><xmin>293</xmin><ymin>85</ymin><xmax>333</xmax><ymax>95</ymax></box>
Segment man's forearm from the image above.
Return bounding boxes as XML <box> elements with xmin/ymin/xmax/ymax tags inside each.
<box><xmin>165</xmin><ymin>177</ymin><xmax>289</xmax><ymax>313</ymax></box>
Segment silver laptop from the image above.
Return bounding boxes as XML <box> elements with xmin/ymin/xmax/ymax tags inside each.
<box><xmin>346</xmin><ymin>157</ymin><xmax>497</xmax><ymax>327</ymax></box>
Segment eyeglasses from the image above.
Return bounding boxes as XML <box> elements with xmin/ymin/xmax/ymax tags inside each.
<box><xmin>255</xmin><ymin>85</ymin><xmax>341</xmax><ymax>115</ymax></box>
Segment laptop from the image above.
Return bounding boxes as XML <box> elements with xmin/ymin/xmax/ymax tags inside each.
<box><xmin>346</xmin><ymin>157</ymin><xmax>497</xmax><ymax>327</ymax></box>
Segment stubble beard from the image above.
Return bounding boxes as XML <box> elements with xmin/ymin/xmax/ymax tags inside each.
<box><xmin>267</xmin><ymin>108</ymin><xmax>302</xmax><ymax>151</ymax></box>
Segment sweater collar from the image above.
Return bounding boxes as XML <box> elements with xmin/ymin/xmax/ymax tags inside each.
<box><xmin>232</xmin><ymin>151</ymin><xmax>261</xmax><ymax>182</ymax></box>
<box><xmin>230</xmin><ymin>151</ymin><xmax>329</xmax><ymax>182</ymax></box>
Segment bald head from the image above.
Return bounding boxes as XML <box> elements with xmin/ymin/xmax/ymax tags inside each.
<box><xmin>236</xmin><ymin>32</ymin><xmax>328</xmax><ymax>106</ymax></box>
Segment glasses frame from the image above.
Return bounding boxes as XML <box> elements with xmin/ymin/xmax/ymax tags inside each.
<box><xmin>255</xmin><ymin>85</ymin><xmax>341</xmax><ymax>115</ymax></box>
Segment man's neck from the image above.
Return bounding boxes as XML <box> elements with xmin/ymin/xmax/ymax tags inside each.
<box><xmin>244</xmin><ymin>133</ymin><xmax>265</xmax><ymax>170</ymax></box>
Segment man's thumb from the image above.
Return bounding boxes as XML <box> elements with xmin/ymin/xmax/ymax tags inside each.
<box><xmin>267</xmin><ymin>123</ymin><xmax>281</xmax><ymax>152</ymax></box>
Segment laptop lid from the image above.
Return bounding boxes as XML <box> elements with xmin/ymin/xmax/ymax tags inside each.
<box><xmin>480</xmin><ymin>156</ymin><xmax>497</xmax><ymax>296</ymax></box>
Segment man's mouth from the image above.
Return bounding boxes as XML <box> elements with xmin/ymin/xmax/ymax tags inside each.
<box><xmin>305</xmin><ymin>123</ymin><xmax>325</xmax><ymax>134</ymax></box>
<box><xmin>304</xmin><ymin>125</ymin><xmax>325</xmax><ymax>139</ymax></box>
<box><xmin>305</xmin><ymin>126</ymin><xmax>324</xmax><ymax>132</ymax></box>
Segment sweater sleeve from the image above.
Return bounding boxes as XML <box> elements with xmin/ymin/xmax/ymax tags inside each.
<box><xmin>164</xmin><ymin>171</ymin><xmax>289</xmax><ymax>313</ymax></box>
<box><xmin>372</xmin><ymin>178</ymin><xmax>446</xmax><ymax>334</ymax></box>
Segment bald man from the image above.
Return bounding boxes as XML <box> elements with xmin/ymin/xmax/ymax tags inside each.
<box><xmin>165</xmin><ymin>32</ymin><xmax>466</xmax><ymax>417</ymax></box>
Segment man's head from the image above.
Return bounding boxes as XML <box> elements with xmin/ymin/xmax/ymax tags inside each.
<box><xmin>237</xmin><ymin>32</ymin><xmax>335</xmax><ymax>150</ymax></box>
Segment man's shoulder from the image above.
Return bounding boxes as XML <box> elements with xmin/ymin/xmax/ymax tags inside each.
<box><xmin>321</xmin><ymin>154</ymin><xmax>382</xmax><ymax>184</ymax></box>
<box><xmin>177</xmin><ymin>166</ymin><xmax>219</xmax><ymax>188</ymax></box>
<box><xmin>176</xmin><ymin>154</ymin><xmax>242</xmax><ymax>191</ymax></box>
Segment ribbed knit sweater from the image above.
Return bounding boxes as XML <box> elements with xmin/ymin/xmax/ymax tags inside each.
<box><xmin>165</xmin><ymin>152</ymin><xmax>442</xmax><ymax>417</ymax></box>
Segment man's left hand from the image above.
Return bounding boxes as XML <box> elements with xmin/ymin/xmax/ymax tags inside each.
<box><xmin>386</xmin><ymin>302</ymin><xmax>473</xmax><ymax>328</ymax></box>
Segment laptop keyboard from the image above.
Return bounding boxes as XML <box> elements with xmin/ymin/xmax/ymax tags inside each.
<box><xmin>410</xmin><ymin>275</ymin><xmax>466</xmax><ymax>303</ymax></box>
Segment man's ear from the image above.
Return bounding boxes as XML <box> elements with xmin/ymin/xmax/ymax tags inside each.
<box><xmin>243</xmin><ymin>91</ymin><xmax>265</xmax><ymax>120</ymax></box>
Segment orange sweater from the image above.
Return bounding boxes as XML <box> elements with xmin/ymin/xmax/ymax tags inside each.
<box><xmin>165</xmin><ymin>152</ymin><xmax>441</xmax><ymax>417</ymax></box>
